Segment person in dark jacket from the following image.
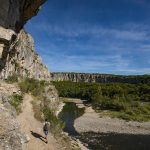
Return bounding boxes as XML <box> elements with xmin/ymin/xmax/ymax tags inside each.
<box><xmin>43</xmin><ymin>119</ymin><xmax>50</xmax><ymax>144</ymax></box>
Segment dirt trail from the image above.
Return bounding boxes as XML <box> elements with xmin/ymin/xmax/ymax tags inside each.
<box><xmin>17</xmin><ymin>94</ymin><xmax>61</xmax><ymax>150</ymax></box>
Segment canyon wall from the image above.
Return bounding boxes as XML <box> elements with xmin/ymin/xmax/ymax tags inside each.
<box><xmin>0</xmin><ymin>29</ymin><xmax>50</xmax><ymax>80</ymax></box>
<box><xmin>0</xmin><ymin>0</ymin><xmax>48</xmax><ymax>80</ymax></box>
<box><xmin>0</xmin><ymin>1</ymin><xmax>56</xmax><ymax>150</ymax></box>
<box><xmin>51</xmin><ymin>72</ymin><xmax>150</xmax><ymax>84</ymax></box>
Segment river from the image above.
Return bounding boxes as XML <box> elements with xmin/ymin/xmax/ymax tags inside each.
<box><xmin>59</xmin><ymin>101</ymin><xmax>150</xmax><ymax>150</ymax></box>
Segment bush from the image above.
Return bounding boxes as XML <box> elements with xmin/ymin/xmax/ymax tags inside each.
<box><xmin>6</xmin><ymin>74</ymin><xmax>18</xmax><ymax>83</ymax></box>
<box><xmin>19</xmin><ymin>78</ymin><xmax>46</xmax><ymax>96</ymax></box>
<box><xmin>9</xmin><ymin>94</ymin><xmax>23</xmax><ymax>114</ymax></box>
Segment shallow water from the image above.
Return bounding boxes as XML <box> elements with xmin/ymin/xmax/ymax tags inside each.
<box><xmin>59</xmin><ymin>102</ymin><xmax>85</xmax><ymax>135</ymax></box>
<box><xmin>59</xmin><ymin>102</ymin><xmax>150</xmax><ymax>150</ymax></box>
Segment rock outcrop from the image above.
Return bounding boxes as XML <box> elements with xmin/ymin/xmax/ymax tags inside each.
<box><xmin>0</xmin><ymin>0</ymin><xmax>45</xmax><ymax>32</ymax></box>
<box><xmin>0</xmin><ymin>0</ymin><xmax>47</xmax><ymax>80</ymax></box>
<box><xmin>0</xmin><ymin>30</ymin><xmax>50</xmax><ymax>80</ymax></box>
<box><xmin>51</xmin><ymin>72</ymin><xmax>150</xmax><ymax>84</ymax></box>
<box><xmin>0</xmin><ymin>1</ymin><xmax>56</xmax><ymax>150</ymax></box>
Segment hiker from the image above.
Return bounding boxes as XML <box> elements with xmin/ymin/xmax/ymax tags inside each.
<box><xmin>43</xmin><ymin>119</ymin><xmax>50</xmax><ymax>143</ymax></box>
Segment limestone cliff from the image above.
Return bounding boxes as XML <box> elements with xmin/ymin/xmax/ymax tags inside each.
<box><xmin>0</xmin><ymin>0</ymin><xmax>47</xmax><ymax>80</ymax></box>
<box><xmin>51</xmin><ymin>72</ymin><xmax>150</xmax><ymax>84</ymax></box>
<box><xmin>0</xmin><ymin>0</ymin><xmax>56</xmax><ymax>150</ymax></box>
<box><xmin>0</xmin><ymin>30</ymin><xmax>50</xmax><ymax>80</ymax></box>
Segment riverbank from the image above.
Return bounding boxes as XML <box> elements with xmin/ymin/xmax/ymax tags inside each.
<box><xmin>74</xmin><ymin>105</ymin><xmax>150</xmax><ymax>134</ymax></box>
<box><xmin>59</xmin><ymin>98</ymin><xmax>150</xmax><ymax>150</ymax></box>
<box><xmin>57</xmin><ymin>99</ymin><xmax>88</xmax><ymax>150</ymax></box>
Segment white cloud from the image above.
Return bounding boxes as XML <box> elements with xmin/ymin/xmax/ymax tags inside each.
<box><xmin>27</xmin><ymin>21</ymin><xmax>150</xmax><ymax>42</ymax></box>
<box><xmin>26</xmin><ymin>21</ymin><xmax>150</xmax><ymax>75</ymax></box>
<box><xmin>40</xmin><ymin>51</ymin><xmax>130</xmax><ymax>73</ymax></box>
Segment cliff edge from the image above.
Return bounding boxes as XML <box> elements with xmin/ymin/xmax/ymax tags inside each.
<box><xmin>51</xmin><ymin>72</ymin><xmax>150</xmax><ymax>84</ymax></box>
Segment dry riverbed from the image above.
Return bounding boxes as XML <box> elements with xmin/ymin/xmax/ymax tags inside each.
<box><xmin>74</xmin><ymin>104</ymin><xmax>150</xmax><ymax>135</ymax></box>
<box><xmin>60</xmin><ymin>98</ymin><xmax>150</xmax><ymax>150</ymax></box>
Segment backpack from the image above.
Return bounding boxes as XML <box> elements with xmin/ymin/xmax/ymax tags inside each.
<box><xmin>43</xmin><ymin>122</ymin><xmax>49</xmax><ymax>131</ymax></box>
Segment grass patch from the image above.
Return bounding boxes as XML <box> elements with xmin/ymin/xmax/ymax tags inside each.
<box><xmin>98</xmin><ymin>102</ymin><xmax>150</xmax><ymax>122</ymax></box>
<box><xmin>9</xmin><ymin>94</ymin><xmax>23</xmax><ymax>114</ymax></box>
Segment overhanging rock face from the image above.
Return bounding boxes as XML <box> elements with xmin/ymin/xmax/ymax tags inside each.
<box><xmin>0</xmin><ymin>0</ymin><xmax>48</xmax><ymax>79</ymax></box>
<box><xmin>0</xmin><ymin>0</ymin><xmax>45</xmax><ymax>48</ymax></box>
<box><xmin>0</xmin><ymin>0</ymin><xmax>45</xmax><ymax>32</ymax></box>
<box><xmin>0</xmin><ymin>1</ymin><xmax>51</xmax><ymax>149</ymax></box>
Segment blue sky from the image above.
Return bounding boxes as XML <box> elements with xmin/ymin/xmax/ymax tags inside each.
<box><xmin>25</xmin><ymin>0</ymin><xmax>150</xmax><ymax>75</ymax></box>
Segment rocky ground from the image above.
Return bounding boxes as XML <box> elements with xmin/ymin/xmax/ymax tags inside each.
<box><xmin>0</xmin><ymin>81</ymin><xmax>26</xmax><ymax>150</ymax></box>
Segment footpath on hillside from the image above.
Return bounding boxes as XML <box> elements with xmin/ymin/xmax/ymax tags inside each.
<box><xmin>17</xmin><ymin>94</ymin><xmax>63</xmax><ymax>150</ymax></box>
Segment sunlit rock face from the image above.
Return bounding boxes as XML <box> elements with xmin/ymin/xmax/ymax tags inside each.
<box><xmin>51</xmin><ymin>72</ymin><xmax>150</xmax><ymax>84</ymax></box>
<box><xmin>0</xmin><ymin>30</ymin><xmax>50</xmax><ymax>80</ymax></box>
<box><xmin>0</xmin><ymin>0</ymin><xmax>50</xmax><ymax>80</ymax></box>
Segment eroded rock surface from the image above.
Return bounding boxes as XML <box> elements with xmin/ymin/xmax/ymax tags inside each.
<box><xmin>0</xmin><ymin>30</ymin><xmax>50</xmax><ymax>80</ymax></box>
<box><xmin>0</xmin><ymin>0</ymin><xmax>47</xmax><ymax>80</ymax></box>
<box><xmin>0</xmin><ymin>82</ymin><xmax>26</xmax><ymax>150</ymax></box>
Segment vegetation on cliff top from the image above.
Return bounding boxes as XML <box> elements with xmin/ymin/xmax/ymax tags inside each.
<box><xmin>53</xmin><ymin>81</ymin><xmax>150</xmax><ymax>122</ymax></box>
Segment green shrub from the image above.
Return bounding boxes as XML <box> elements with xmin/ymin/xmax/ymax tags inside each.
<box><xmin>9</xmin><ymin>94</ymin><xmax>23</xmax><ymax>114</ymax></box>
<box><xmin>19</xmin><ymin>78</ymin><xmax>46</xmax><ymax>96</ymax></box>
<box><xmin>6</xmin><ymin>74</ymin><xmax>18</xmax><ymax>83</ymax></box>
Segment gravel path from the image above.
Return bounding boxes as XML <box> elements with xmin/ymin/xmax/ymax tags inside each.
<box><xmin>74</xmin><ymin>105</ymin><xmax>150</xmax><ymax>134</ymax></box>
